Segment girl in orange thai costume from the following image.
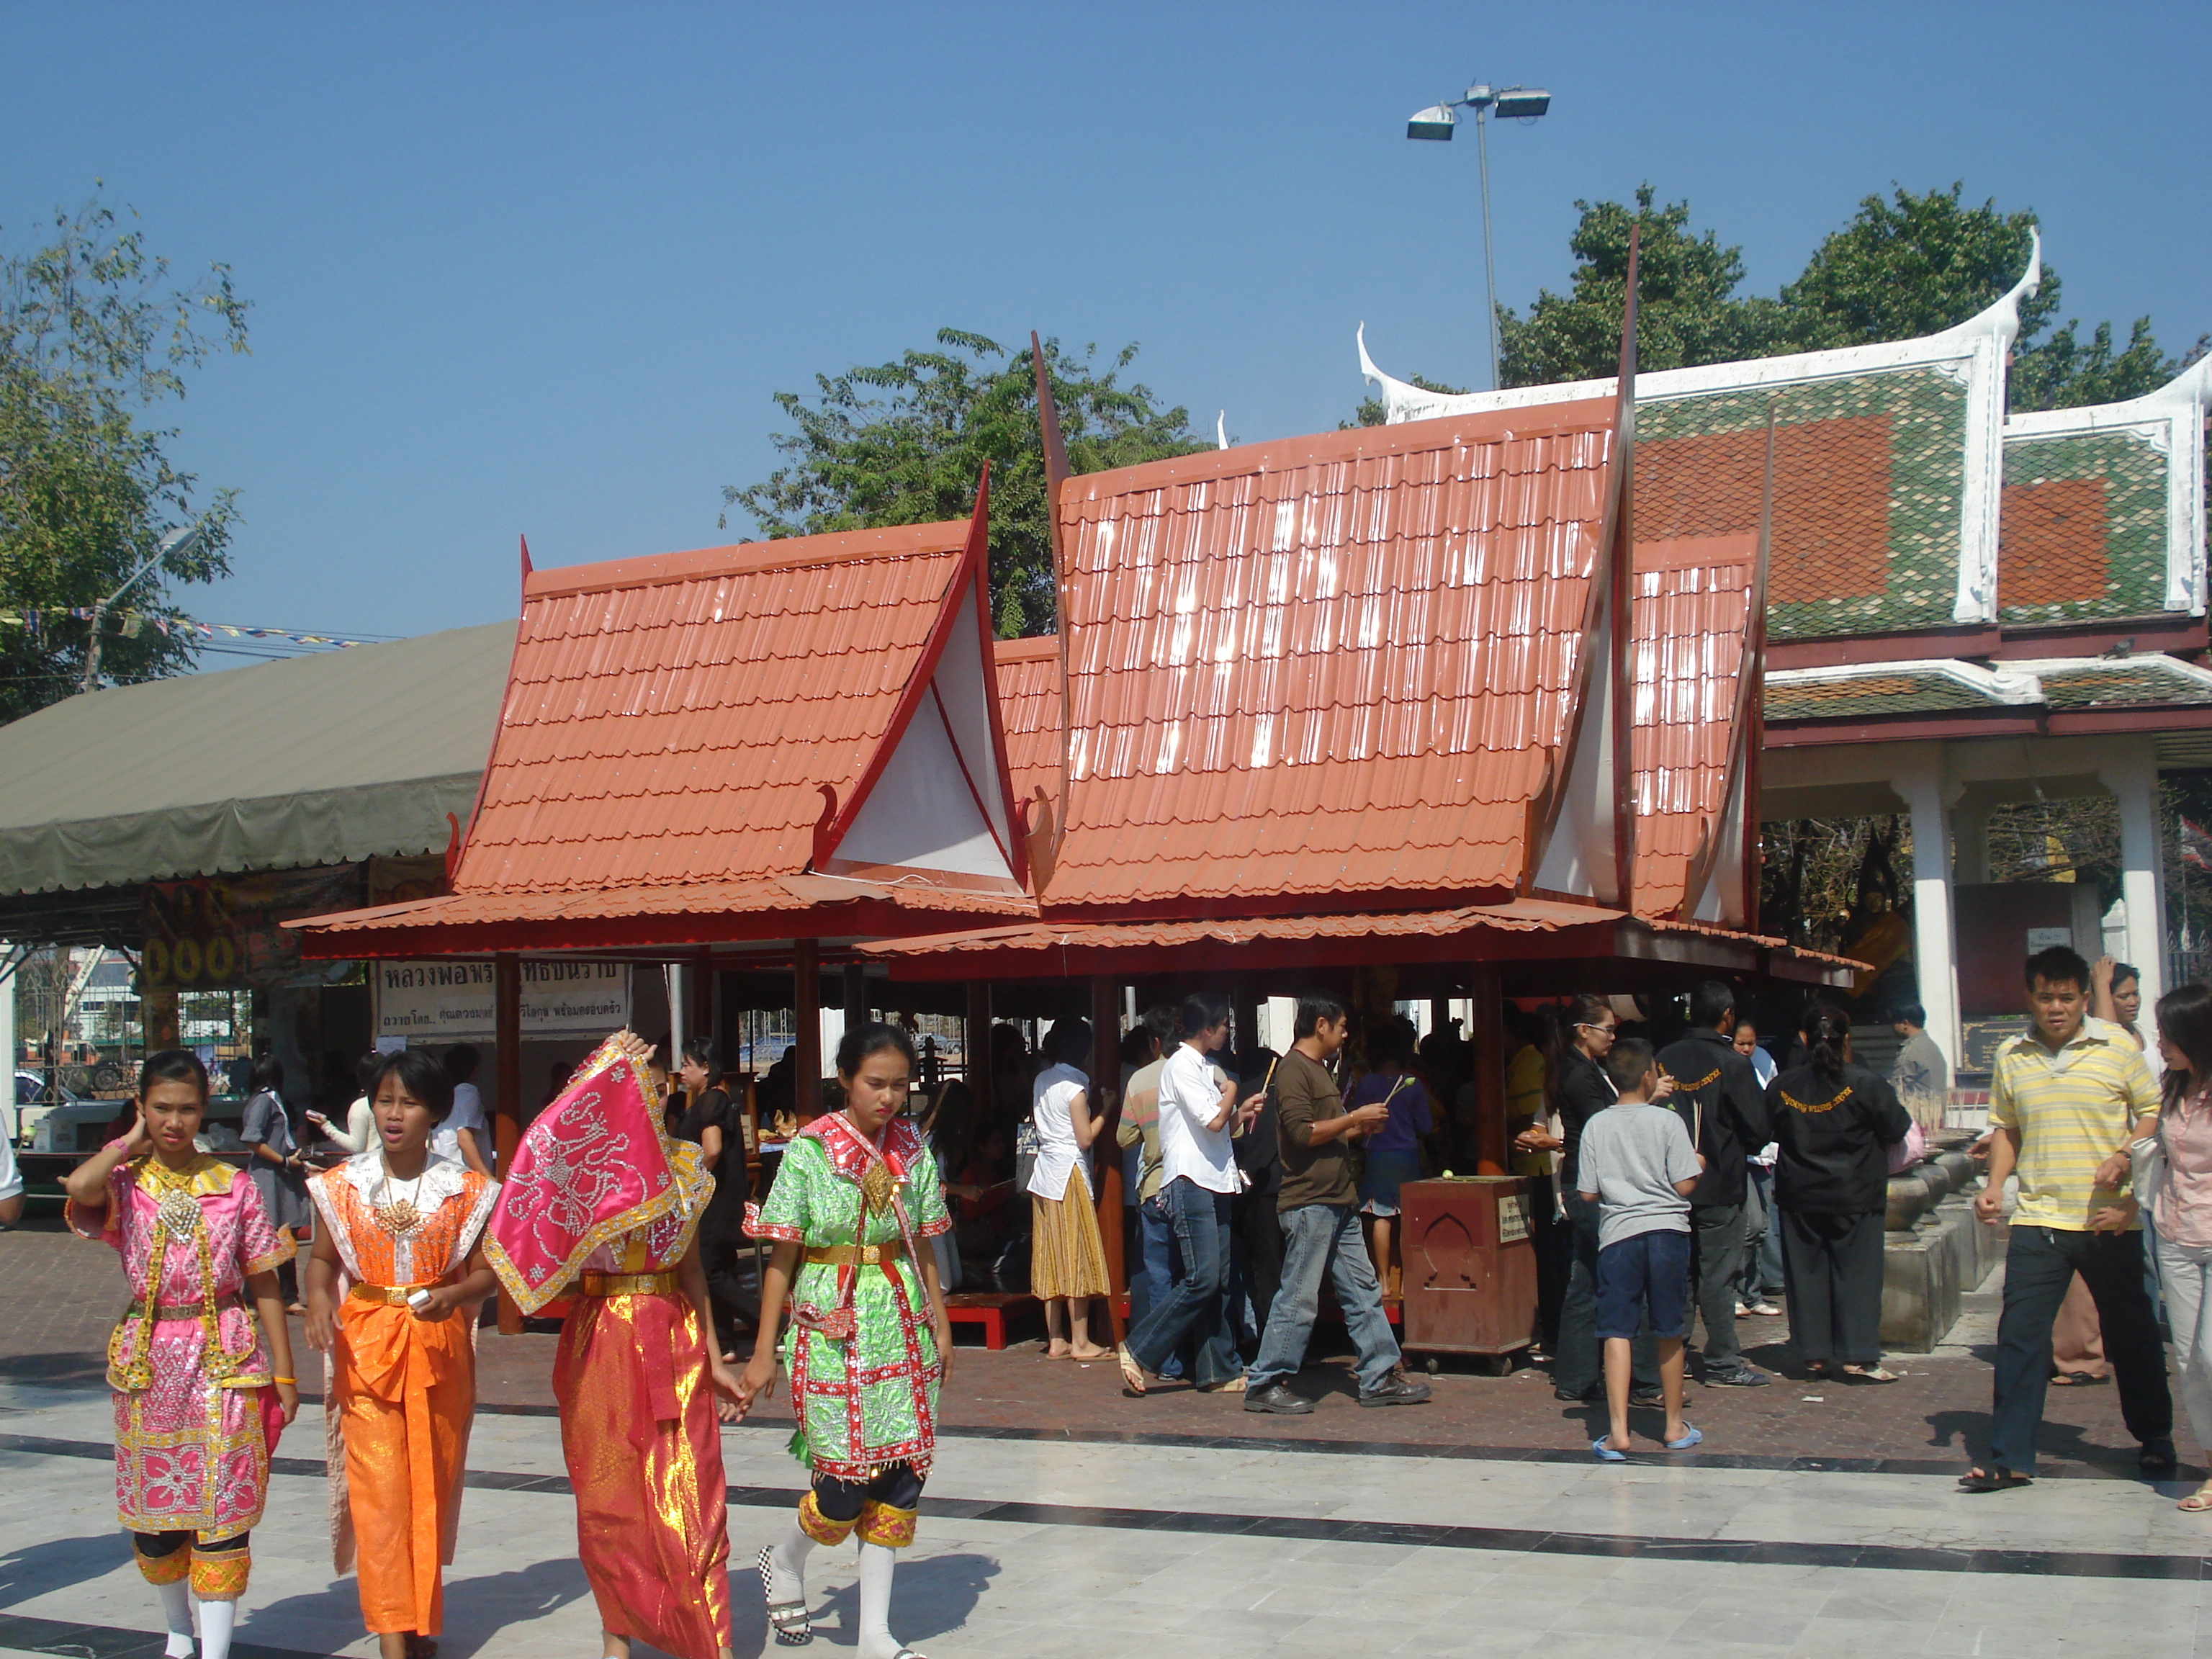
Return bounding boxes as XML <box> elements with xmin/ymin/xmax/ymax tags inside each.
<box><xmin>62</xmin><ymin>1051</ymin><xmax>301</xmax><ymax>1659</ymax></box>
<box><xmin>303</xmin><ymin>1049</ymin><xmax>500</xmax><ymax>1659</ymax></box>
<box><xmin>740</xmin><ymin>1023</ymin><xmax>955</xmax><ymax>1659</ymax></box>
<box><xmin>486</xmin><ymin>1033</ymin><xmax>743</xmax><ymax>1659</ymax></box>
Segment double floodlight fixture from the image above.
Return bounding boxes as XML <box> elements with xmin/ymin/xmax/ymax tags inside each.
<box><xmin>1406</xmin><ymin>82</ymin><xmax>1550</xmax><ymax>140</ymax></box>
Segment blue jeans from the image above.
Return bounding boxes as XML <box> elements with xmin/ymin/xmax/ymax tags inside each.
<box><xmin>1123</xmin><ymin>1178</ymin><xmax>1240</xmax><ymax>1387</ymax></box>
<box><xmin>1739</xmin><ymin>1164</ymin><xmax>1784</xmax><ymax>1301</ymax></box>
<box><xmin>1133</xmin><ymin>1194</ymin><xmax>1185</xmax><ymax>1378</ymax></box>
<box><xmin>1247</xmin><ymin>1202</ymin><xmax>1403</xmax><ymax>1393</ymax></box>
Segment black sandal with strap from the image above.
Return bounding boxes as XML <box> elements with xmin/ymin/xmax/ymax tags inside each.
<box><xmin>757</xmin><ymin>1545</ymin><xmax>811</xmax><ymax>1646</ymax></box>
<box><xmin>1958</xmin><ymin>1466</ymin><xmax>2031</xmax><ymax>1493</ymax></box>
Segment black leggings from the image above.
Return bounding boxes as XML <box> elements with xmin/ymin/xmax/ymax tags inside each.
<box><xmin>810</xmin><ymin>1464</ymin><xmax>923</xmax><ymax>1522</ymax></box>
<box><xmin>134</xmin><ymin>1530</ymin><xmax>250</xmax><ymax>1556</ymax></box>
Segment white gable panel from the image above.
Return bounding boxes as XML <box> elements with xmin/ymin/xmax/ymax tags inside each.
<box><xmin>927</xmin><ymin>600</ymin><xmax>1013</xmax><ymax>848</ymax></box>
<box><xmin>834</xmin><ymin>696</ymin><xmax>1014</xmax><ymax>880</ymax></box>
<box><xmin>1532</xmin><ymin>639</ymin><xmax>1621</xmax><ymax>904</ymax></box>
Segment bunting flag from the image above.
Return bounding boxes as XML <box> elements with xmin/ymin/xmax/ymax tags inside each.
<box><xmin>2181</xmin><ymin>817</ymin><xmax>2212</xmax><ymax>873</ymax></box>
<box><xmin>0</xmin><ymin>608</ymin><xmax>376</xmax><ymax>649</ymax></box>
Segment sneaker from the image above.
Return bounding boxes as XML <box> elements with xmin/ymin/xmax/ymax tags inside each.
<box><xmin>1243</xmin><ymin>1382</ymin><xmax>1315</xmax><ymax>1415</ymax></box>
<box><xmin>1358</xmin><ymin>1374</ymin><xmax>1434</xmax><ymax>1408</ymax></box>
<box><xmin>1748</xmin><ymin>1301</ymin><xmax>1783</xmax><ymax>1317</ymax></box>
<box><xmin>1703</xmin><ymin>1366</ymin><xmax>1771</xmax><ymax>1388</ymax></box>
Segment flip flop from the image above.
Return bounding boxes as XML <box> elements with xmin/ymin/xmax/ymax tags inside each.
<box><xmin>1841</xmin><ymin>1365</ymin><xmax>1899</xmax><ymax>1385</ymax></box>
<box><xmin>1664</xmin><ymin>1425</ymin><xmax>1704</xmax><ymax>1452</ymax></box>
<box><xmin>1117</xmin><ymin>1346</ymin><xmax>1147</xmax><ymax>1396</ymax></box>
<box><xmin>2049</xmin><ymin>1370</ymin><xmax>2108</xmax><ymax>1387</ymax></box>
<box><xmin>1958</xmin><ymin>1466</ymin><xmax>2031</xmax><ymax>1493</ymax></box>
<box><xmin>1591</xmin><ymin>1438</ymin><xmax>1627</xmax><ymax>1462</ymax></box>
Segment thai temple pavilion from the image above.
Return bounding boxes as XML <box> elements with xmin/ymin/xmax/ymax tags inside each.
<box><xmin>1362</xmin><ymin>230</ymin><xmax>2212</xmax><ymax>1069</ymax></box>
<box><xmin>292</xmin><ymin>233</ymin><xmax>2209</xmax><ymax>1312</ymax></box>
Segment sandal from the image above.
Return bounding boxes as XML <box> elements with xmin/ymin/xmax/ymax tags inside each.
<box><xmin>1957</xmin><ymin>1466</ymin><xmax>2031</xmax><ymax>1493</ymax></box>
<box><xmin>757</xmin><ymin>1545</ymin><xmax>810</xmax><ymax>1646</ymax></box>
<box><xmin>1841</xmin><ymin>1365</ymin><xmax>1899</xmax><ymax>1385</ymax></box>
<box><xmin>403</xmin><ymin>1639</ymin><xmax>436</xmax><ymax>1659</ymax></box>
<box><xmin>1591</xmin><ymin>1437</ymin><xmax>1628</xmax><ymax>1462</ymax></box>
<box><xmin>1664</xmin><ymin>1425</ymin><xmax>1704</xmax><ymax>1451</ymax></box>
<box><xmin>2141</xmin><ymin>1439</ymin><xmax>2179</xmax><ymax>1473</ymax></box>
<box><xmin>1117</xmin><ymin>1346</ymin><xmax>1147</xmax><ymax>1396</ymax></box>
<box><xmin>2049</xmin><ymin>1370</ymin><xmax>2108</xmax><ymax>1387</ymax></box>
<box><xmin>2178</xmin><ymin>1482</ymin><xmax>2212</xmax><ymax>1512</ymax></box>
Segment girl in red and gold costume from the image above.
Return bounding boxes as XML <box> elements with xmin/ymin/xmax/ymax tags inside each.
<box><xmin>487</xmin><ymin>1033</ymin><xmax>742</xmax><ymax>1659</ymax></box>
<box><xmin>63</xmin><ymin>1051</ymin><xmax>300</xmax><ymax>1659</ymax></box>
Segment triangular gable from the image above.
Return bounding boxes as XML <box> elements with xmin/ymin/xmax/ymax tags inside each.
<box><xmin>813</xmin><ymin>476</ymin><xmax>1028</xmax><ymax>894</ymax></box>
<box><xmin>1527</xmin><ymin>229</ymin><xmax>1640</xmax><ymax>907</ymax></box>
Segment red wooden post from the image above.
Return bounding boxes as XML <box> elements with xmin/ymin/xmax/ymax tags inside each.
<box><xmin>793</xmin><ymin>939</ymin><xmax>822</xmax><ymax>1118</ymax></box>
<box><xmin>1089</xmin><ymin>974</ymin><xmax>1127</xmax><ymax>1341</ymax></box>
<box><xmin>1469</xmin><ymin>963</ymin><xmax>1509</xmax><ymax>1177</ymax></box>
<box><xmin>494</xmin><ymin>953</ymin><xmax>524</xmax><ymax>1334</ymax></box>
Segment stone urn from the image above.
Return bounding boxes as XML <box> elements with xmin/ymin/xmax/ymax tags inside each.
<box><xmin>1885</xmin><ymin>1174</ymin><xmax>1931</xmax><ymax>1231</ymax></box>
<box><xmin>1936</xmin><ymin>1150</ymin><xmax>1977</xmax><ymax>1192</ymax></box>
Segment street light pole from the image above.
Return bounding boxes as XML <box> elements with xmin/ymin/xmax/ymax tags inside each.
<box><xmin>78</xmin><ymin>523</ymin><xmax>198</xmax><ymax>694</ymax></box>
<box><xmin>1406</xmin><ymin>81</ymin><xmax>1550</xmax><ymax>393</ymax></box>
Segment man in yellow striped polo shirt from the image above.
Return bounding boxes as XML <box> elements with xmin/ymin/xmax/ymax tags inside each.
<box><xmin>1962</xmin><ymin>945</ymin><xmax>2171</xmax><ymax>1491</ymax></box>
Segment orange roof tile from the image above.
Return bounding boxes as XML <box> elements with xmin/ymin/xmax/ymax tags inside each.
<box><xmin>1630</xmin><ymin>535</ymin><xmax>1759</xmax><ymax>917</ymax></box>
<box><xmin>1041</xmin><ymin>400</ymin><xmax>1619</xmax><ymax>911</ymax></box>
<box><xmin>992</xmin><ymin>636</ymin><xmax>1062</xmax><ymax>819</ymax></box>
<box><xmin>1999</xmin><ymin>477</ymin><xmax>2108</xmax><ymax>606</ymax></box>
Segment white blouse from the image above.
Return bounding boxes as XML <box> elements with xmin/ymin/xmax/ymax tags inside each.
<box><xmin>1025</xmin><ymin>1062</ymin><xmax>1091</xmax><ymax>1200</ymax></box>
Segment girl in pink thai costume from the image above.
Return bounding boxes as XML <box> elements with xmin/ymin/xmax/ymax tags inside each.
<box><xmin>63</xmin><ymin>1051</ymin><xmax>300</xmax><ymax>1659</ymax></box>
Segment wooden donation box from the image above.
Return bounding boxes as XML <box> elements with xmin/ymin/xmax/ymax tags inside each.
<box><xmin>1399</xmin><ymin>1177</ymin><xmax>1537</xmax><ymax>1364</ymax></box>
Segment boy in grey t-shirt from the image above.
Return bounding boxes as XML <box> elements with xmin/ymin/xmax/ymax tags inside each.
<box><xmin>1577</xmin><ymin>1039</ymin><xmax>1704</xmax><ymax>1460</ymax></box>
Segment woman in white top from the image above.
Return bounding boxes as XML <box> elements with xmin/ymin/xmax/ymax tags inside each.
<box><xmin>1025</xmin><ymin>1018</ymin><xmax>1111</xmax><ymax>1359</ymax></box>
<box><xmin>306</xmin><ymin>1054</ymin><xmax>379</xmax><ymax>1156</ymax></box>
<box><xmin>2143</xmin><ymin>984</ymin><xmax>2212</xmax><ymax>1511</ymax></box>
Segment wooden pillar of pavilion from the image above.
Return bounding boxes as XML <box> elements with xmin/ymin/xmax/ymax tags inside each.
<box><xmin>963</xmin><ymin>979</ymin><xmax>992</xmax><ymax>1105</ymax></box>
<box><xmin>793</xmin><ymin>938</ymin><xmax>822</xmax><ymax>1118</ymax></box>
<box><xmin>1089</xmin><ymin>974</ymin><xmax>1127</xmax><ymax>1340</ymax></box>
<box><xmin>1467</xmin><ymin>963</ymin><xmax>1509</xmax><ymax>1177</ymax></box>
<box><xmin>843</xmin><ymin>958</ymin><xmax>870</xmax><ymax>1038</ymax></box>
<box><xmin>494</xmin><ymin>952</ymin><xmax>524</xmax><ymax>1333</ymax></box>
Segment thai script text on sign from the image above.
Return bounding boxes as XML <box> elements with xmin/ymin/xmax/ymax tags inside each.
<box><xmin>374</xmin><ymin>959</ymin><xmax>631</xmax><ymax>1039</ymax></box>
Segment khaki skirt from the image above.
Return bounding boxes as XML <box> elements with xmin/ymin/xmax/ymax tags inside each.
<box><xmin>1030</xmin><ymin>1169</ymin><xmax>1110</xmax><ymax>1300</ymax></box>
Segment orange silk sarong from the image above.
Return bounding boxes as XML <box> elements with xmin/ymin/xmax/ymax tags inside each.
<box><xmin>554</xmin><ymin>1272</ymin><xmax>732</xmax><ymax>1658</ymax></box>
<box><xmin>333</xmin><ymin>1296</ymin><xmax>476</xmax><ymax>1636</ymax></box>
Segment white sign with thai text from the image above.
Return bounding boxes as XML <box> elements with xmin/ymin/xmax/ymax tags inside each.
<box><xmin>373</xmin><ymin>960</ymin><xmax>631</xmax><ymax>1040</ymax></box>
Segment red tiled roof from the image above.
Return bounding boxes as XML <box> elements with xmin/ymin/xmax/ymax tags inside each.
<box><xmin>992</xmin><ymin>636</ymin><xmax>1062</xmax><ymax>817</ymax></box>
<box><xmin>1630</xmin><ymin>534</ymin><xmax>1759</xmax><ymax>917</ymax></box>
<box><xmin>1042</xmin><ymin>400</ymin><xmax>1619</xmax><ymax>911</ymax></box>
<box><xmin>1999</xmin><ymin>477</ymin><xmax>2108</xmax><ymax>606</ymax></box>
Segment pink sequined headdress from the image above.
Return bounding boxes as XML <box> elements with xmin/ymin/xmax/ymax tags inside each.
<box><xmin>484</xmin><ymin>1033</ymin><xmax>703</xmax><ymax>1314</ymax></box>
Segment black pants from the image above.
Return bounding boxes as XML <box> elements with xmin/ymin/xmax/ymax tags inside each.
<box><xmin>1238</xmin><ymin>1187</ymin><xmax>1286</xmax><ymax>1352</ymax></box>
<box><xmin>1987</xmin><ymin>1225</ymin><xmax>2172</xmax><ymax>1473</ymax></box>
<box><xmin>1527</xmin><ymin>1177</ymin><xmax>1569</xmax><ymax>1352</ymax></box>
<box><xmin>1689</xmin><ymin>1202</ymin><xmax>1747</xmax><ymax>1375</ymax></box>
<box><xmin>1779</xmin><ymin>1208</ymin><xmax>1884</xmax><ymax>1366</ymax></box>
<box><xmin>812</xmin><ymin>1463</ymin><xmax>924</xmax><ymax>1521</ymax></box>
<box><xmin>697</xmin><ymin>1220</ymin><xmax>760</xmax><ymax>1352</ymax></box>
<box><xmin>1555</xmin><ymin>1190</ymin><xmax>1658</xmax><ymax>1395</ymax></box>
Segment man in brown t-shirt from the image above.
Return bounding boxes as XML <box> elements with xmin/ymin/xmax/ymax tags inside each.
<box><xmin>1245</xmin><ymin>991</ymin><xmax>1432</xmax><ymax>1414</ymax></box>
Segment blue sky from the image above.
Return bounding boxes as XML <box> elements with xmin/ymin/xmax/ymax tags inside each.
<box><xmin>8</xmin><ymin>1</ymin><xmax>2208</xmax><ymax>644</ymax></box>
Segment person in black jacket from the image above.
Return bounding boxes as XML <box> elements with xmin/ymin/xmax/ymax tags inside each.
<box><xmin>1658</xmin><ymin>981</ymin><xmax>1773</xmax><ymax>1388</ymax></box>
<box><xmin>1768</xmin><ymin>1001</ymin><xmax>1912</xmax><ymax>1382</ymax></box>
<box><xmin>1530</xmin><ymin>994</ymin><xmax>1665</xmax><ymax>1404</ymax></box>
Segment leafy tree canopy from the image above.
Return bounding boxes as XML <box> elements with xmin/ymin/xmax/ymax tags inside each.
<box><xmin>1493</xmin><ymin>182</ymin><xmax>2203</xmax><ymax>412</ymax></box>
<box><xmin>1</xmin><ymin>197</ymin><xmax>248</xmax><ymax>723</ymax></box>
<box><xmin>724</xmin><ymin>330</ymin><xmax>1205</xmax><ymax>637</ymax></box>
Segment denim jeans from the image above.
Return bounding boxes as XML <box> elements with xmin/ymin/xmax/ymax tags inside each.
<box><xmin>1738</xmin><ymin>1164</ymin><xmax>1784</xmax><ymax>1301</ymax></box>
<box><xmin>1123</xmin><ymin>1178</ymin><xmax>1240</xmax><ymax>1387</ymax></box>
<box><xmin>1132</xmin><ymin>1194</ymin><xmax>1184</xmax><ymax>1378</ymax></box>
<box><xmin>1555</xmin><ymin>1189</ymin><xmax>1658</xmax><ymax>1397</ymax></box>
<box><xmin>1247</xmin><ymin>1202</ymin><xmax>1403</xmax><ymax>1394</ymax></box>
<box><xmin>1987</xmin><ymin>1225</ymin><xmax>2172</xmax><ymax>1473</ymax></box>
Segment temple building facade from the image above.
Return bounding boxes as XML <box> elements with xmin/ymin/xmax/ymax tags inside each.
<box><xmin>1360</xmin><ymin>230</ymin><xmax>2212</xmax><ymax>1072</ymax></box>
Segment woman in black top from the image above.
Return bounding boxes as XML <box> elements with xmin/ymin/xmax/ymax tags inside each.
<box><xmin>1767</xmin><ymin>1001</ymin><xmax>1912</xmax><ymax>1382</ymax></box>
<box><xmin>670</xmin><ymin>1035</ymin><xmax>755</xmax><ymax>1359</ymax></box>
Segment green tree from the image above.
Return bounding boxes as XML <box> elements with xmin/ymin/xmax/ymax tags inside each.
<box><xmin>724</xmin><ymin>330</ymin><xmax>1206</xmax><ymax>637</ymax></box>
<box><xmin>1</xmin><ymin>199</ymin><xmax>248</xmax><ymax>722</ymax></box>
<box><xmin>1497</xmin><ymin>185</ymin><xmax>1790</xmax><ymax>387</ymax></box>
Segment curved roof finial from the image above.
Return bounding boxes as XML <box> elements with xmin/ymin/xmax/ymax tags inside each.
<box><xmin>1216</xmin><ymin>410</ymin><xmax>1228</xmax><ymax>450</ymax></box>
<box><xmin>1930</xmin><ymin>224</ymin><xmax>2042</xmax><ymax>350</ymax></box>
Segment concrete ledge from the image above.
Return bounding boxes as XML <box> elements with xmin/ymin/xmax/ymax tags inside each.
<box><xmin>1882</xmin><ymin>1192</ymin><xmax>2007</xmax><ymax>1352</ymax></box>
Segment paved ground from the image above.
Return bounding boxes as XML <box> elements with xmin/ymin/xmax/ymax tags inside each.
<box><xmin>6</xmin><ymin>1215</ymin><xmax>2210</xmax><ymax>1658</ymax></box>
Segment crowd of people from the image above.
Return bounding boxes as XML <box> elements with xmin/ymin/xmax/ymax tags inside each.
<box><xmin>56</xmin><ymin>940</ymin><xmax>2212</xmax><ymax>1659</ymax></box>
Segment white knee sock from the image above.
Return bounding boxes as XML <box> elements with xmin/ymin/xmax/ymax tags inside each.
<box><xmin>764</xmin><ymin>1522</ymin><xmax>813</xmax><ymax>1606</ymax></box>
<box><xmin>857</xmin><ymin>1540</ymin><xmax>910</xmax><ymax>1659</ymax></box>
<box><xmin>195</xmin><ymin>1596</ymin><xmax>236</xmax><ymax>1659</ymax></box>
<box><xmin>153</xmin><ymin>1578</ymin><xmax>195</xmax><ymax>1658</ymax></box>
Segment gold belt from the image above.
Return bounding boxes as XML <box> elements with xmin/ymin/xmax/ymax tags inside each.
<box><xmin>349</xmin><ymin>1283</ymin><xmax>431</xmax><ymax>1305</ymax></box>
<box><xmin>802</xmin><ymin>1241</ymin><xmax>906</xmax><ymax>1268</ymax></box>
<box><xmin>124</xmin><ymin>1296</ymin><xmax>239</xmax><ymax>1321</ymax></box>
<box><xmin>579</xmin><ymin>1270</ymin><xmax>680</xmax><ymax>1298</ymax></box>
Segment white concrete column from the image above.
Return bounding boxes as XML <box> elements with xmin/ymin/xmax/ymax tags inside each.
<box><xmin>665</xmin><ymin>964</ymin><xmax>686</xmax><ymax>1065</ymax></box>
<box><xmin>2099</xmin><ymin>742</ymin><xmax>2167</xmax><ymax>1053</ymax></box>
<box><xmin>1892</xmin><ymin>755</ymin><xmax>1961</xmax><ymax>1071</ymax></box>
<box><xmin>0</xmin><ymin>943</ymin><xmax>14</xmax><ymax>1141</ymax></box>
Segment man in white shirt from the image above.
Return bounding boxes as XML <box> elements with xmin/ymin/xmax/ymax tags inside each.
<box><xmin>431</xmin><ymin>1043</ymin><xmax>493</xmax><ymax>1175</ymax></box>
<box><xmin>0</xmin><ymin>1130</ymin><xmax>23</xmax><ymax>1227</ymax></box>
<box><xmin>1118</xmin><ymin>992</ymin><xmax>1245</xmax><ymax>1395</ymax></box>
